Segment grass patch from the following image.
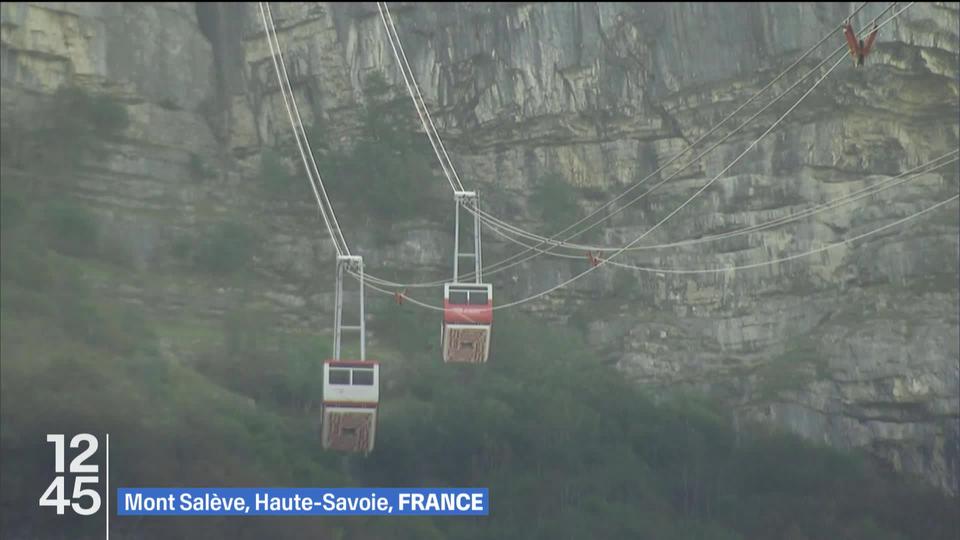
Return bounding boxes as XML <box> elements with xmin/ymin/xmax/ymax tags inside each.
<box><xmin>304</xmin><ymin>71</ymin><xmax>447</xmax><ymax>242</ymax></box>
<box><xmin>188</xmin><ymin>152</ymin><xmax>216</xmax><ymax>181</ymax></box>
<box><xmin>1</xmin><ymin>74</ymin><xmax>957</xmax><ymax>540</ymax></box>
<box><xmin>39</xmin><ymin>200</ymin><xmax>100</xmax><ymax>258</ymax></box>
<box><xmin>530</xmin><ymin>171</ymin><xmax>581</xmax><ymax>233</ymax></box>
<box><xmin>755</xmin><ymin>338</ymin><xmax>825</xmax><ymax>400</ymax></box>
<box><xmin>258</xmin><ymin>148</ymin><xmax>299</xmax><ymax>197</ymax></box>
<box><xmin>906</xmin><ymin>273</ymin><xmax>958</xmax><ymax>295</ymax></box>
<box><xmin>193</xmin><ymin>221</ymin><xmax>258</xmax><ymax>275</ymax></box>
<box><xmin>5</xmin><ymin>86</ymin><xmax>129</xmax><ymax>175</ymax></box>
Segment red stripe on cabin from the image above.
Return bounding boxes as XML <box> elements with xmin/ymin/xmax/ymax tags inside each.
<box><xmin>443</xmin><ymin>301</ymin><xmax>493</xmax><ymax>324</ymax></box>
<box><xmin>323</xmin><ymin>401</ymin><xmax>379</xmax><ymax>409</ymax></box>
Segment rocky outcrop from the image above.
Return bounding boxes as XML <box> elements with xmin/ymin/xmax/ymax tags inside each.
<box><xmin>2</xmin><ymin>2</ymin><xmax>957</xmax><ymax>494</ymax></box>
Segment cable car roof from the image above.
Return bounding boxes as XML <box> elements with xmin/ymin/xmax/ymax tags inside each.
<box><xmin>324</xmin><ymin>360</ymin><xmax>380</xmax><ymax>367</ymax></box>
<box><xmin>444</xmin><ymin>283</ymin><xmax>492</xmax><ymax>292</ymax></box>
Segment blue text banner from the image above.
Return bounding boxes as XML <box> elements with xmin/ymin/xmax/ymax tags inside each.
<box><xmin>116</xmin><ymin>488</ymin><xmax>489</xmax><ymax>516</ymax></box>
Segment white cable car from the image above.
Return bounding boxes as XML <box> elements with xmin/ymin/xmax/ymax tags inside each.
<box><xmin>322</xmin><ymin>360</ymin><xmax>379</xmax><ymax>453</ymax></box>
<box><xmin>321</xmin><ymin>256</ymin><xmax>379</xmax><ymax>454</ymax></box>
<box><xmin>442</xmin><ymin>192</ymin><xmax>493</xmax><ymax>364</ymax></box>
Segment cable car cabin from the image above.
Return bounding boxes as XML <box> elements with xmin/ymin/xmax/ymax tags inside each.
<box><xmin>442</xmin><ymin>283</ymin><xmax>493</xmax><ymax>364</ymax></box>
<box><xmin>321</xmin><ymin>361</ymin><xmax>379</xmax><ymax>454</ymax></box>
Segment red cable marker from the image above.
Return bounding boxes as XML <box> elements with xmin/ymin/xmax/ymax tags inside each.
<box><xmin>587</xmin><ymin>251</ymin><xmax>601</xmax><ymax>267</ymax></box>
<box><xmin>843</xmin><ymin>18</ymin><xmax>880</xmax><ymax>68</ymax></box>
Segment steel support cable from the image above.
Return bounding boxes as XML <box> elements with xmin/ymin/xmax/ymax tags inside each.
<box><xmin>261</xmin><ymin>2</ymin><xmax>351</xmax><ymax>255</ymax></box>
<box><xmin>385</xmin><ymin>0</ymin><xmax>874</xmax><ymax>226</ymax></box>
<box><xmin>464</xmin><ymin>4</ymin><xmax>893</xmax><ymax>249</ymax></box>
<box><xmin>370</xmin><ymin>15</ymin><xmax>888</xmax><ymax>289</ymax></box>
<box><xmin>370</xmin><ymin>2</ymin><xmax>891</xmax><ymax>286</ymax></box>
<box><xmin>378</xmin><ymin>1</ymin><xmax>466</xmax><ymax>191</ymax></box>
<box><xmin>378</xmin><ymin>1</ymin><xmax>877</xmax><ymax>256</ymax></box>
<box><xmin>361</xmin><ymin>49</ymin><xmax>853</xmax><ymax>299</ymax></box>
<box><xmin>468</xmin><ymin>1</ymin><xmax>896</xmax><ymax>249</ymax></box>
<box><xmin>362</xmin><ymin>2</ymin><xmax>913</xmax><ymax>292</ymax></box>
<box><xmin>375</xmin><ymin>2</ymin><xmax>462</xmax><ymax>192</ymax></box>
<box><xmin>261</xmin><ymin>3</ymin><xmax>936</xmax><ymax>312</ymax></box>
<box><xmin>365</xmin><ymin>3</ymin><xmax>927</xmax><ymax>308</ymax></box>
<box><xmin>483</xmin><ymin>149</ymin><xmax>958</xmax><ymax>252</ymax></box>
<box><xmin>468</xmin><ymin>2</ymin><xmax>902</xmax><ymax>253</ymax></box>
<box><xmin>260</xmin><ymin>2</ymin><xmax>453</xmax><ymax>288</ymax></box>
<box><xmin>367</xmin><ymin>150</ymin><xmax>950</xmax><ymax>291</ymax></box>
<box><xmin>264</xmin><ymin>2</ymin><xmax>350</xmax><ymax>255</ymax></box>
<box><xmin>602</xmin><ymin>195</ymin><xmax>959</xmax><ymax>274</ymax></box>
<box><xmin>298</xmin><ymin>5</ymin><xmax>909</xmax><ymax>294</ymax></box>
<box><xmin>356</xmin><ymin>195</ymin><xmax>959</xmax><ymax>303</ymax></box>
<box><xmin>365</xmin><ymin>152</ymin><xmax>958</xmax><ymax>287</ymax></box>
<box><xmin>491</xmin><ymin>55</ymin><xmax>848</xmax><ymax>309</ymax></box>
<box><xmin>480</xmin><ymin>153</ymin><xmax>959</xmax><ymax>259</ymax></box>
<box><xmin>258</xmin><ymin>2</ymin><xmax>345</xmax><ymax>256</ymax></box>
<box><xmin>359</xmin><ymin>271</ymin><xmax>446</xmax><ymax>313</ymax></box>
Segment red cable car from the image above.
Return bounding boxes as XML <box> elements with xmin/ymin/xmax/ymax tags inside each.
<box><xmin>442</xmin><ymin>283</ymin><xmax>493</xmax><ymax>364</ymax></box>
<box><xmin>442</xmin><ymin>192</ymin><xmax>493</xmax><ymax>364</ymax></box>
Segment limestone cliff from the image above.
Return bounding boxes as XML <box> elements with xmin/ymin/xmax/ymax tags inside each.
<box><xmin>2</xmin><ymin>2</ymin><xmax>958</xmax><ymax>494</ymax></box>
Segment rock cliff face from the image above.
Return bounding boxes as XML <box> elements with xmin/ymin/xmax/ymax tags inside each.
<box><xmin>2</xmin><ymin>2</ymin><xmax>958</xmax><ymax>494</ymax></box>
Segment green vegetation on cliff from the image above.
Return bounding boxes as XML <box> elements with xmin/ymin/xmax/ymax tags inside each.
<box><xmin>1</xmin><ymin>196</ymin><xmax>957</xmax><ymax>540</ymax></box>
<box><xmin>2</xmin><ymin>86</ymin><xmax>957</xmax><ymax>540</ymax></box>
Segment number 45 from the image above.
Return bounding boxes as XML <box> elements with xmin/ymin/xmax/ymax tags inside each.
<box><xmin>38</xmin><ymin>434</ymin><xmax>102</xmax><ymax>516</ymax></box>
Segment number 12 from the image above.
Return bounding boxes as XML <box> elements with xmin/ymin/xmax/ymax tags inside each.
<box><xmin>39</xmin><ymin>434</ymin><xmax>102</xmax><ymax>515</ymax></box>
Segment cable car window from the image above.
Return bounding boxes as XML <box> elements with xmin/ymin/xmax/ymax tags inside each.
<box><xmin>329</xmin><ymin>369</ymin><xmax>350</xmax><ymax>385</ymax></box>
<box><xmin>352</xmin><ymin>369</ymin><xmax>374</xmax><ymax>386</ymax></box>
<box><xmin>468</xmin><ymin>291</ymin><xmax>488</xmax><ymax>304</ymax></box>
<box><xmin>449</xmin><ymin>290</ymin><xmax>469</xmax><ymax>304</ymax></box>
